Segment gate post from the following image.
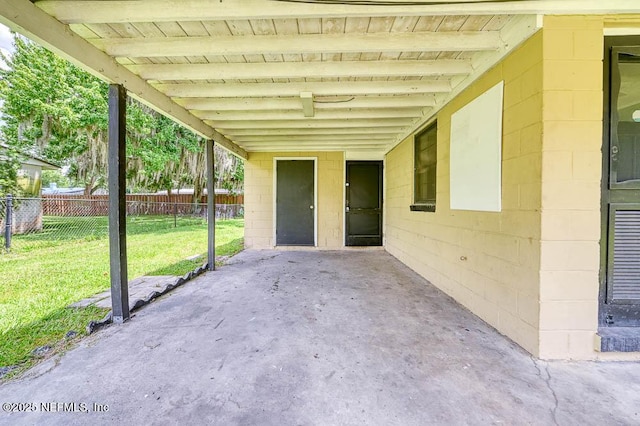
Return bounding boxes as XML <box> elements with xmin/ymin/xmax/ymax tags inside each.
<box><xmin>173</xmin><ymin>202</ymin><xmax>177</xmax><ymax>228</ymax></box>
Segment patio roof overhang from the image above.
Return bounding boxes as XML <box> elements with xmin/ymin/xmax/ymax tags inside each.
<box><xmin>2</xmin><ymin>0</ymin><xmax>640</xmax><ymax>160</ymax></box>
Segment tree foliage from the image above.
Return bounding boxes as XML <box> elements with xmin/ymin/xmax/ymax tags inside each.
<box><xmin>0</xmin><ymin>143</ymin><xmax>22</xmax><ymax>197</ymax></box>
<box><xmin>41</xmin><ymin>169</ymin><xmax>72</xmax><ymax>189</ymax></box>
<box><xmin>0</xmin><ymin>35</ymin><xmax>243</xmax><ymax>197</ymax></box>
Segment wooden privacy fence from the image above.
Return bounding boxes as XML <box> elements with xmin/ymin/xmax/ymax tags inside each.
<box><xmin>42</xmin><ymin>194</ymin><xmax>243</xmax><ymax>217</ymax></box>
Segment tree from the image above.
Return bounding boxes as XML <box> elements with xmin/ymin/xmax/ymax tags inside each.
<box><xmin>41</xmin><ymin>169</ymin><xmax>72</xmax><ymax>189</ymax></box>
<box><xmin>0</xmin><ymin>143</ymin><xmax>22</xmax><ymax>197</ymax></box>
<box><xmin>0</xmin><ymin>35</ymin><xmax>243</xmax><ymax>197</ymax></box>
<box><xmin>0</xmin><ymin>36</ymin><xmax>109</xmax><ymax>194</ymax></box>
<box><xmin>215</xmin><ymin>145</ymin><xmax>243</xmax><ymax>194</ymax></box>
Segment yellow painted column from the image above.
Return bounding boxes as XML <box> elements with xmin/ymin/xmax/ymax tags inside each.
<box><xmin>539</xmin><ymin>16</ymin><xmax>605</xmax><ymax>359</ymax></box>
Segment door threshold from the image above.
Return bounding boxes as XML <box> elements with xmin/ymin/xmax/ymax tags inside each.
<box><xmin>274</xmin><ymin>245</ymin><xmax>316</xmax><ymax>251</ymax></box>
<box><xmin>597</xmin><ymin>327</ymin><xmax>640</xmax><ymax>352</ymax></box>
<box><xmin>343</xmin><ymin>246</ymin><xmax>384</xmax><ymax>250</ymax></box>
<box><xmin>273</xmin><ymin>246</ymin><xmax>385</xmax><ymax>251</ymax></box>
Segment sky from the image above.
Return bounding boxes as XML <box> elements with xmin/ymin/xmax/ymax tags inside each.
<box><xmin>0</xmin><ymin>23</ymin><xmax>12</xmax><ymax>128</ymax></box>
<box><xmin>0</xmin><ymin>23</ymin><xmax>13</xmax><ymax>66</ymax></box>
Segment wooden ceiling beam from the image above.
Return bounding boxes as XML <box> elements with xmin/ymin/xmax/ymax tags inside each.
<box><xmin>222</xmin><ymin>127</ymin><xmax>406</xmax><ymax>137</ymax></box>
<box><xmin>244</xmin><ymin>145</ymin><xmax>388</xmax><ymax>152</ymax></box>
<box><xmin>91</xmin><ymin>31</ymin><xmax>501</xmax><ymax>58</ymax></box>
<box><xmin>128</xmin><ymin>59</ymin><xmax>472</xmax><ymax>81</ymax></box>
<box><xmin>157</xmin><ymin>80</ymin><xmax>451</xmax><ymax>98</ymax></box>
<box><xmin>234</xmin><ymin>134</ymin><xmax>396</xmax><ymax>142</ymax></box>
<box><xmin>194</xmin><ymin>108</ymin><xmax>425</xmax><ymax>121</ymax></box>
<box><xmin>175</xmin><ymin>96</ymin><xmax>437</xmax><ymax>111</ymax></box>
<box><xmin>242</xmin><ymin>143</ymin><xmax>389</xmax><ymax>150</ymax></box>
<box><xmin>210</xmin><ymin>118</ymin><xmax>415</xmax><ymax>130</ymax></box>
<box><xmin>242</xmin><ymin>140</ymin><xmax>390</xmax><ymax>147</ymax></box>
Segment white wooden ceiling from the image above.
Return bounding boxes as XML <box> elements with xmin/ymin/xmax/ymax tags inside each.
<box><xmin>2</xmin><ymin>1</ymin><xmax>640</xmax><ymax>158</ymax></box>
<box><xmin>69</xmin><ymin>10</ymin><xmax>521</xmax><ymax>157</ymax></box>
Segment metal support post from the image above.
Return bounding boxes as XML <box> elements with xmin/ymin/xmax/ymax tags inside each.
<box><xmin>206</xmin><ymin>139</ymin><xmax>216</xmax><ymax>271</ymax></box>
<box><xmin>108</xmin><ymin>84</ymin><xmax>129</xmax><ymax>323</ymax></box>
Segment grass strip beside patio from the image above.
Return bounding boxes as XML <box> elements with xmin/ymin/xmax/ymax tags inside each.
<box><xmin>0</xmin><ymin>217</ymin><xmax>244</xmax><ymax>369</ymax></box>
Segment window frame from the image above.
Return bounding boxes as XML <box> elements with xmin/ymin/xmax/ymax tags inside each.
<box><xmin>410</xmin><ymin>121</ymin><xmax>437</xmax><ymax>212</ymax></box>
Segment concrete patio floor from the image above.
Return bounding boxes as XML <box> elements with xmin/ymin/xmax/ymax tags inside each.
<box><xmin>1</xmin><ymin>250</ymin><xmax>640</xmax><ymax>425</ymax></box>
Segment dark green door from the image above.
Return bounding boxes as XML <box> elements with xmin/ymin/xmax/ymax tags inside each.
<box><xmin>346</xmin><ymin>161</ymin><xmax>382</xmax><ymax>246</ymax></box>
<box><xmin>276</xmin><ymin>160</ymin><xmax>314</xmax><ymax>246</ymax></box>
<box><xmin>601</xmin><ymin>40</ymin><xmax>640</xmax><ymax>326</ymax></box>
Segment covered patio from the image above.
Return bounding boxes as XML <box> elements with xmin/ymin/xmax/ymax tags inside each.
<box><xmin>3</xmin><ymin>0</ymin><xmax>640</xmax><ymax>362</ymax></box>
<box><xmin>1</xmin><ymin>250</ymin><xmax>639</xmax><ymax>424</ymax></box>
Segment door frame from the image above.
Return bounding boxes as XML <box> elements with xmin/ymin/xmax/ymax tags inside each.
<box><xmin>599</xmin><ymin>35</ymin><xmax>640</xmax><ymax>326</ymax></box>
<box><xmin>344</xmin><ymin>160</ymin><xmax>384</xmax><ymax>246</ymax></box>
<box><xmin>273</xmin><ymin>157</ymin><xmax>318</xmax><ymax>247</ymax></box>
<box><xmin>343</xmin><ymin>156</ymin><xmax>386</xmax><ymax>248</ymax></box>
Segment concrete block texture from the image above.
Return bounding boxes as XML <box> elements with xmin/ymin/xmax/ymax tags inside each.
<box><xmin>538</xmin><ymin>16</ymin><xmax>606</xmax><ymax>358</ymax></box>
<box><xmin>385</xmin><ymin>32</ymin><xmax>544</xmax><ymax>356</ymax></box>
<box><xmin>384</xmin><ymin>16</ymin><xmax>628</xmax><ymax>359</ymax></box>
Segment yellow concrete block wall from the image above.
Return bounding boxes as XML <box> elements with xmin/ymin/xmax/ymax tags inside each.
<box><xmin>244</xmin><ymin>151</ymin><xmax>344</xmax><ymax>249</ymax></box>
<box><xmin>386</xmin><ymin>16</ymin><xmax>639</xmax><ymax>360</ymax></box>
<box><xmin>539</xmin><ymin>16</ymin><xmax>605</xmax><ymax>359</ymax></box>
<box><xmin>385</xmin><ymin>33</ymin><xmax>545</xmax><ymax>356</ymax></box>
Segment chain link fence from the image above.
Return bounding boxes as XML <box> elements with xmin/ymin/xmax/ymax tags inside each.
<box><xmin>1</xmin><ymin>195</ymin><xmax>243</xmax><ymax>253</ymax></box>
<box><xmin>0</xmin><ymin>197</ymin><xmax>6</xmax><ymax>251</ymax></box>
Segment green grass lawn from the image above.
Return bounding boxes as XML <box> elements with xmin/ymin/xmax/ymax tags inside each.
<box><xmin>0</xmin><ymin>216</ymin><xmax>244</xmax><ymax>370</ymax></box>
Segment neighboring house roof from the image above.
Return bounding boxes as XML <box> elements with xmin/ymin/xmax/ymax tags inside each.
<box><xmin>0</xmin><ymin>142</ymin><xmax>61</xmax><ymax>170</ymax></box>
<box><xmin>41</xmin><ymin>186</ymin><xmax>85</xmax><ymax>195</ymax></box>
<box><xmin>21</xmin><ymin>157</ymin><xmax>60</xmax><ymax>171</ymax></box>
<box><xmin>42</xmin><ymin>186</ymin><xmax>108</xmax><ymax>195</ymax></box>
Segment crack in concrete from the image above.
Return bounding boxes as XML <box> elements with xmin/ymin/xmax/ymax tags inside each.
<box><xmin>544</xmin><ymin>363</ymin><xmax>560</xmax><ymax>426</ymax></box>
<box><xmin>214</xmin><ymin>318</ymin><xmax>225</xmax><ymax>330</ymax></box>
<box><xmin>281</xmin><ymin>399</ymin><xmax>295</xmax><ymax>413</ymax></box>
<box><xmin>530</xmin><ymin>355</ymin><xmax>543</xmax><ymax>377</ymax></box>
<box><xmin>20</xmin><ymin>357</ymin><xmax>62</xmax><ymax>382</ymax></box>
<box><xmin>531</xmin><ymin>356</ymin><xmax>559</xmax><ymax>426</ymax></box>
<box><xmin>228</xmin><ymin>393</ymin><xmax>241</xmax><ymax>409</ymax></box>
